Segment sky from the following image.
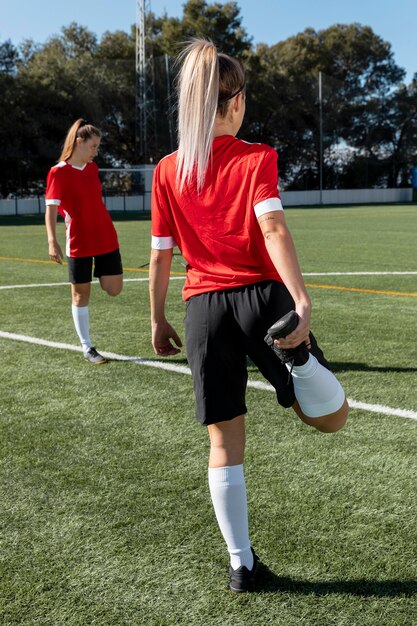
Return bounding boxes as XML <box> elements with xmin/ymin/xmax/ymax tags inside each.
<box><xmin>0</xmin><ymin>0</ymin><xmax>416</xmax><ymax>82</ymax></box>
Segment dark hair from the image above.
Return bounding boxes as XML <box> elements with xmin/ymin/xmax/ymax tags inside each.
<box><xmin>217</xmin><ymin>53</ymin><xmax>245</xmax><ymax>118</ymax></box>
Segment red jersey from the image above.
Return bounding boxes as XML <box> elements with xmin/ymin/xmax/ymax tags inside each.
<box><xmin>45</xmin><ymin>161</ymin><xmax>119</xmax><ymax>257</ymax></box>
<box><xmin>151</xmin><ymin>135</ymin><xmax>284</xmax><ymax>300</ymax></box>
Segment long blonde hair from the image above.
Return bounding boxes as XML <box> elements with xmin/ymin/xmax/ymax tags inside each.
<box><xmin>176</xmin><ymin>39</ymin><xmax>245</xmax><ymax>192</ymax></box>
<box><xmin>58</xmin><ymin>118</ymin><xmax>101</xmax><ymax>162</ymax></box>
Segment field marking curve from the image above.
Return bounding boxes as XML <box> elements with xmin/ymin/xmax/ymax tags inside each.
<box><xmin>1</xmin><ymin>330</ymin><xmax>416</xmax><ymax>422</ymax></box>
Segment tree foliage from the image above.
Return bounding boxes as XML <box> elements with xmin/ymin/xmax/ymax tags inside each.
<box><xmin>0</xmin><ymin>1</ymin><xmax>416</xmax><ymax>196</ymax></box>
<box><xmin>242</xmin><ymin>23</ymin><xmax>412</xmax><ymax>189</ymax></box>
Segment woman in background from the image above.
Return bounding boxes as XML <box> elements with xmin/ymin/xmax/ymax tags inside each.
<box><xmin>45</xmin><ymin>119</ymin><xmax>123</xmax><ymax>364</ymax></box>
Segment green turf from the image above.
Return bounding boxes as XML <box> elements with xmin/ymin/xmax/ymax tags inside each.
<box><xmin>1</xmin><ymin>205</ymin><xmax>417</xmax><ymax>625</ymax></box>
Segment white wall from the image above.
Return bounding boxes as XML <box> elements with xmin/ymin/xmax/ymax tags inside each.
<box><xmin>0</xmin><ymin>188</ymin><xmax>414</xmax><ymax>216</ymax></box>
<box><xmin>0</xmin><ymin>197</ymin><xmax>42</xmax><ymax>215</ymax></box>
<box><xmin>281</xmin><ymin>188</ymin><xmax>413</xmax><ymax>206</ymax></box>
<box><xmin>102</xmin><ymin>193</ymin><xmax>151</xmax><ymax>212</ymax></box>
<box><xmin>0</xmin><ymin>194</ymin><xmax>151</xmax><ymax>216</ymax></box>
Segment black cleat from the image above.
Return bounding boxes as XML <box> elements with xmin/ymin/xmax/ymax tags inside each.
<box><xmin>264</xmin><ymin>310</ymin><xmax>309</xmax><ymax>368</ymax></box>
<box><xmin>83</xmin><ymin>347</ymin><xmax>107</xmax><ymax>365</ymax></box>
<box><xmin>229</xmin><ymin>549</ymin><xmax>258</xmax><ymax>593</ymax></box>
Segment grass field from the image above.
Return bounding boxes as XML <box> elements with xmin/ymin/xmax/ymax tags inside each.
<box><xmin>0</xmin><ymin>205</ymin><xmax>417</xmax><ymax>626</ymax></box>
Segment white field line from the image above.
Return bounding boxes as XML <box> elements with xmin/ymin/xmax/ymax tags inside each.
<box><xmin>0</xmin><ymin>277</ymin><xmax>184</xmax><ymax>290</ymax></box>
<box><xmin>1</xmin><ymin>271</ymin><xmax>416</xmax><ymax>291</ymax></box>
<box><xmin>303</xmin><ymin>271</ymin><xmax>417</xmax><ymax>276</ymax></box>
<box><xmin>0</xmin><ymin>281</ymin><xmax>72</xmax><ymax>289</ymax></box>
<box><xmin>1</xmin><ymin>329</ymin><xmax>416</xmax><ymax>422</ymax></box>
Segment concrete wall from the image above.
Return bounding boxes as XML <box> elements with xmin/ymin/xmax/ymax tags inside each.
<box><xmin>0</xmin><ymin>197</ymin><xmax>44</xmax><ymax>216</ymax></box>
<box><xmin>0</xmin><ymin>193</ymin><xmax>151</xmax><ymax>216</ymax></box>
<box><xmin>102</xmin><ymin>193</ymin><xmax>151</xmax><ymax>212</ymax></box>
<box><xmin>0</xmin><ymin>188</ymin><xmax>414</xmax><ymax>216</ymax></box>
<box><xmin>281</xmin><ymin>188</ymin><xmax>413</xmax><ymax>206</ymax></box>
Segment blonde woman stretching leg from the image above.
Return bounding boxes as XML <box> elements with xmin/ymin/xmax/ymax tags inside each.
<box><xmin>149</xmin><ymin>40</ymin><xmax>348</xmax><ymax>592</ymax></box>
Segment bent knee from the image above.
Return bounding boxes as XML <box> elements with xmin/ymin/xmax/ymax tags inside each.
<box><xmin>295</xmin><ymin>399</ymin><xmax>349</xmax><ymax>433</ymax></box>
<box><xmin>104</xmin><ymin>285</ymin><xmax>123</xmax><ymax>297</ymax></box>
<box><xmin>100</xmin><ymin>279</ymin><xmax>123</xmax><ymax>296</ymax></box>
<box><xmin>315</xmin><ymin>415</ymin><xmax>347</xmax><ymax>433</ymax></box>
<box><xmin>312</xmin><ymin>400</ymin><xmax>349</xmax><ymax>433</ymax></box>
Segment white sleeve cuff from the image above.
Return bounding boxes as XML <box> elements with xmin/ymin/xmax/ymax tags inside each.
<box><xmin>45</xmin><ymin>199</ymin><xmax>61</xmax><ymax>206</ymax></box>
<box><xmin>254</xmin><ymin>197</ymin><xmax>283</xmax><ymax>218</ymax></box>
<box><xmin>151</xmin><ymin>235</ymin><xmax>175</xmax><ymax>250</ymax></box>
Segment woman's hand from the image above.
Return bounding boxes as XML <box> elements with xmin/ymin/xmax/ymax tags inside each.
<box><xmin>152</xmin><ymin>319</ymin><xmax>183</xmax><ymax>356</ymax></box>
<box><xmin>275</xmin><ymin>299</ymin><xmax>312</xmax><ymax>349</ymax></box>
<box><xmin>48</xmin><ymin>241</ymin><xmax>64</xmax><ymax>264</ymax></box>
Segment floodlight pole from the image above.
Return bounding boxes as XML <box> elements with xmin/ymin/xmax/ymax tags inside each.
<box><xmin>136</xmin><ymin>0</ymin><xmax>147</xmax><ymax>162</ymax></box>
<box><xmin>165</xmin><ymin>53</ymin><xmax>174</xmax><ymax>153</ymax></box>
<box><xmin>136</xmin><ymin>0</ymin><xmax>156</xmax><ymax>163</ymax></box>
<box><xmin>319</xmin><ymin>71</ymin><xmax>323</xmax><ymax>205</ymax></box>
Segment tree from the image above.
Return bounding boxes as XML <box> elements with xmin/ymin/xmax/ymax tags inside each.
<box><xmin>1</xmin><ymin>4</ymin><xmax>416</xmax><ymax>195</ymax></box>
<box><xmin>94</xmin><ymin>30</ymin><xmax>137</xmax><ymax>164</ymax></box>
<box><xmin>150</xmin><ymin>0</ymin><xmax>252</xmax><ymax>57</ymax></box>
<box><xmin>0</xmin><ymin>40</ymin><xmax>19</xmax><ymax>74</ymax></box>
<box><xmin>340</xmin><ymin>74</ymin><xmax>417</xmax><ymax>188</ymax></box>
<box><xmin>143</xmin><ymin>1</ymin><xmax>252</xmax><ymax>161</ymax></box>
<box><xmin>243</xmin><ymin>24</ymin><xmax>406</xmax><ymax>189</ymax></box>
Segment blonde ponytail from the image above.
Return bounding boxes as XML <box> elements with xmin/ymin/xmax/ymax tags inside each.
<box><xmin>176</xmin><ymin>40</ymin><xmax>245</xmax><ymax>193</ymax></box>
<box><xmin>58</xmin><ymin>119</ymin><xmax>101</xmax><ymax>162</ymax></box>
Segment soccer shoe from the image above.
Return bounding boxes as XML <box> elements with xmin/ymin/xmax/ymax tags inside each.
<box><xmin>264</xmin><ymin>310</ymin><xmax>309</xmax><ymax>367</ymax></box>
<box><xmin>83</xmin><ymin>347</ymin><xmax>107</xmax><ymax>365</ymax></box>
<box><xmin>229</xmin><ymin>549</ymin><xmax>258</xmax><ymax>593</ymax></box>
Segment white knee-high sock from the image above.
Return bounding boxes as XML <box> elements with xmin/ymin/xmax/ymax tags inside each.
<box><xmin>71</xmin><ymin>305</ymin><xmax>92</xmax><ymax>351</ymax></box>
<box><xmin>288</xmin><ymin>354</ymin><xmax>345</xmax><ymax>417</ymax></box>
<box><xmin>208</xmin><ymin>465</ymin><xmax>253</xmax><ymax>571</ymax></box>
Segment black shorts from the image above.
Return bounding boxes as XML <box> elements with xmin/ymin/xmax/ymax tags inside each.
<box><xmin>185</xmin><ymin>280</ymin><xmax>330</xmax><ymax>426</ymax></box>
<box><xmin>68</xmin><ymin>248</ymin><xmax>123</xmax><ymax>284</ymax></box>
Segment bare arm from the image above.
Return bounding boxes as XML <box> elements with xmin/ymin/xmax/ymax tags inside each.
<box><xmin>149</xmin><ymin>248</ymin><xmax>182</xmax><ymax>356</ymax></box>
<box><xmin>45</xmin><ymin>204</ymin><xmax>64</xmax><ymax>264</ymax></box>
<box><xmin>258</xmin><ymin>210</ymin><xmax>311</xmax><ymax>348</ymax></box>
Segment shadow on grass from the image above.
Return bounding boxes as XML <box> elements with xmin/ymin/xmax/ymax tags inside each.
<box><xmin>244</xmin><ymin>359</ymin><xmax>417</xmax><ymax>377</ymax></box>
<box><xmin>256</xmin><ymin>562</ymin><xmax>417</xmax><ymax>597</ymax></box>
<box><xmin>331</xmin><ymin>362</ymin><xmax>417</xmax><ymax>374</ymax></box>
<box><xmin>246</xmin><ymin>358</ymin><xmax>417</xmax><ymax>375</ymax></box>
<box><xmin>106</xmin><ymin>356</ymin><xmax>417</xmax><ymax>376</ymax></box>
<box><xmin>106</xmin><ymin>356</ymin><xmax>190</xmax><ymax>366</ymax></box>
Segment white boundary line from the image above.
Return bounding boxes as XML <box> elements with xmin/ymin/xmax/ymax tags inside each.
<box><xmin>0</xmin><ymin>277</ymin><xmax>184</xmax><ymax>290</ymax></box>
<box><xmin>1</xmin><ymin>271</ymin><xmax>417</xmax><ymax>291</ymax></box>
<box><xmin>303</xmin><ymin>271</ymin><xmax>417</xmax><ymax>276</ymax></box>
<box><xmin>0</xmin><ymin>281</ymin><xmax>71</xmax><ymax>289</ymax></box>
<box><xmin>1</xmin><ymin>329</ymin><xmax>416</xmax><ymax>422</ymax></box>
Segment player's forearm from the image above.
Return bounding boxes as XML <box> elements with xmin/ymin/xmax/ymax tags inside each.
<box><xmin>263</xmin><ymin>223</ymin><xmax>311</xmax><ymax>308</ymax></box>
<box><xmin>45</xmin><ymin>205</ymin><xmax>58</xmax><ymax>243</ymax></box>
<box><xmin>149</xmin><ymin>248</ymin><xmax>173</xmax><ymax>324</ymax></box>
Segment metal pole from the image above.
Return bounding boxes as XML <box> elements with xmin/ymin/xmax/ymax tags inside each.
<box><xmin>136</xmin><ymin>0</ymin><xmax>146</xmax><ymax>162</ymax></box>
<box><xmin>319</xmin><ymin>71</ymin><xmax>323</xmax><ymax>205</ymax></box>
<box><xmin>165</xmin><ymin>53</ymin><xmax>174</xmax><ymax>153</ymax></box>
